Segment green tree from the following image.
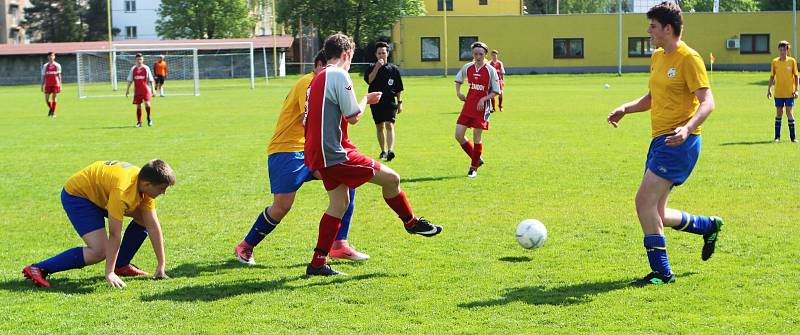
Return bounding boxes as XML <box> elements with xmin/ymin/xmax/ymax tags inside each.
<box><xmin>681</xmin><ymin>0</ymin><xmax>759</xmax><ymax>12</ymax></box>
<box><xmin>524</xmin><ymin>0</ymin><xmax>629</xmax><ymax>14</ymax></box>
<box><xmin>24</xmin><ymin>0</ymin><xmax>83</xmax><ymax>42</ymax></box>
<box><xmin>156</xmin><ymin>0</ymin><xmax>256</xmax><ymax>39</ymax></box>
<box><xmin>82</xmin><ymin>0</ymin><xmax>109</xmax><ymax>41</ymax></box>
<box><xmin>759</xmin><ymin>0</ymin><xmax>793</xmax><ymax>11</ymax></box>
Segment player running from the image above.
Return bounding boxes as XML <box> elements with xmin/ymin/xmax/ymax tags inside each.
<box><xmin>154</xmin><ymin>55</ymin><xmax>168</xmax><ymax>97</ymax></box>
<box><xmin>303</xmin><ymin>33</ymin><xmax>443</xmax><ymax>276</ymax></box>
<box><xmin>125</xmin><ymin>53</ymin><xmax>156</xmax><ymax>128</ymax></box>
<box><xmin>454</xmin><ymin>42</ymin><xmax>501</xmax><ymax>178</ymax></box>
<box><xmin>364</xmin><ymin>41</ymin><xmax>404</xmax><ymax>161</ymax></box>
<box><xmin>767</xmin><ymin>40</ymin><xmax>799</xmax><ymax>143</ymax></box>
<box><xmin>41</xmin><ymin>52</ymin><xmax>62</xmax><ymax>118</ymax></box>
<box><xmin>489</xmin><ymin>50</ymin><xmax>506</xmax><ymax>112</ymax></box>
<box><xmin>22</xmin><ymin>160</ymin><xmax>175</xmax><ymax>288</ymax></box>
<box><xmin>234</xmin><ymin>51</ymin><xmax>369</xmax><ymax>264</ymax></box>
<box><xmin>607</xmin><ymin>2</ymin><xmax>723</xmax><ymax>286</ymax></box>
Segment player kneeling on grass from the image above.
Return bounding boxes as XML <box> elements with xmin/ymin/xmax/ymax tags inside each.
<box><xmin>302</xmin><ymin>33</ymin><xmax>443</xmax><ymax>276</ymax></box>
<box><xmin>23</xmin><ymin>160</ymin><xmax>175</xmax><ymax>288</ymax></box>
<box><xmin>607</xmin><ymin>2</ymin><xmax>723</xmax><ymax>286</ymax></box>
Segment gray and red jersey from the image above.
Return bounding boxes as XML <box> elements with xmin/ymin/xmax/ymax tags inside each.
<box><xmin>455</xmin><ymin>62</ymin><xmax>501</xmax><ymax>116</ymax></box>
<box><xmin>127</xmin><ymin>65</ymin><xmax>154</xmax><ymax>96</ymax></box>
<box><xmin>489</xmin><ymin>60</ymin><xmax>506</xmax><ymax>81</ymax></box>
<box><xmin>42</xmin><ymin>62</ymin><xmax>62</xmax><ymax>87</ymax></box>
<box><xmin>303</xmin><ymin>65</ymin><xmax>363</xmax><ymax>170</ymax></box>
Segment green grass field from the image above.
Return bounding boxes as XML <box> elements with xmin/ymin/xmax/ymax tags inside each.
<box><xmin>1</xmin><ymin>72</ymin><xmax>798</xmax><ymax>334</ymax></box>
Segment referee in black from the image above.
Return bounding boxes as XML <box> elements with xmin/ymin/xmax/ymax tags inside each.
<box><xmin>364</xmin><ymin>42</ymin><xmax>404</xmax><ymax>161</ymax></box>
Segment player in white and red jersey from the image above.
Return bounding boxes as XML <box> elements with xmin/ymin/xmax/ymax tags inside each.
<box><xmin>302</xmin><ymin>33</ymin><xmax>443</xmax><ymax>276</ymax></box>
<box><xmin>41</xmin><ymin>52</ymin><xmax>62</xmax><ymax>118</ymax></box>
<box><xmin>489</xmin><ymin>49</ymin><xmax>506</xmax><ymax>112</ymax></box>
<box><xmin>454</xmin><ymin>42</ymin><xmax>501</xmax><ymax>178</ymax></box>
<box><xmin>125</xmin><ymin>53</ymin><xmax>155</xmax><ymax>128</ymax></box>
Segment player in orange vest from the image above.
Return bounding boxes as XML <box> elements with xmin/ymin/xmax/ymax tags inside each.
<box><xmin>153</xmin><ymin>55</ymin><xmax>168</xmax><ymax>97</ymax></box>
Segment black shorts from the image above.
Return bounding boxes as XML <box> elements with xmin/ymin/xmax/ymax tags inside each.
<box><xmin>155</xmin><ymin>76</ymin><xmax>165</xmax><ymax>85</ymax></box>
<box><xmin>370</xmin><ymin>103</ymin><xmax>398</xmax><ymax>124</ymax></box>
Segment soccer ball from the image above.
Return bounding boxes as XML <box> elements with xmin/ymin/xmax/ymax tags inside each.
<box><xmin>516</xmin><ymin>219</ymin><xmax>547</xmax><ymax>249</ymax></box>
<box><xmin>603</xmin><ymin>83</ymin><xmax>610</xmax><ymax>89</ymax></box>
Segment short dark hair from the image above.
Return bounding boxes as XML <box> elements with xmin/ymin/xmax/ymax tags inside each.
<box><xmin>323</xmin><ymin>33</ymin><xmax>355</xmax><ymax>61</ymax></box>
<box><xmin>779</xmin><ymin>40</ymin><xmax>791</xmax><ymax>50</ymax></box>
<box><xmin>139</xmin><ymin>159</ymin><xmax>176</xmax><ymax>186</ymax></box>
<box><xmin>647</xmin><ymin>1</ymin><xmax>682</xmax><ymax>37</ymax></box>
<box><xmin>313</xmin><ymin>50</ymin><xmax>326</xmax><ymax>67</ymax></box>
<box><xmin>135</xmin><ymin>53</ymin><xmax>144</xmax><ymax>58</ymax></box>
<box><xmin>471</xmin><ymin>42</ymin><xmax>489</xmax><ymax>53</ymax></box>
<box><xmin>375</xmin><ymin>41</ymin><xmax>389</xmax><ymax>50</ymax></box>
<box><xmin>47</xmin><ymin>52</ymin><xmax>55</xmax><ymax>57</ymax></box>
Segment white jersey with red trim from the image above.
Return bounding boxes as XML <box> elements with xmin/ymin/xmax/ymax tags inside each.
<box><xmin>303</xmin><ymin>66</ymin><xmax>363</xmax><ymax>170</ymax></box>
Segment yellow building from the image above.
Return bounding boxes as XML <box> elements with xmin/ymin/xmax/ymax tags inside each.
<box><xmin>392</xmin><ymin>11</ymin><xmax>798</xmax><ymax>75</ymax></box>
<box><xmin>423</xmin><ymin>0</ymin><xmax>524</xmax><ymax>16</ymax></box>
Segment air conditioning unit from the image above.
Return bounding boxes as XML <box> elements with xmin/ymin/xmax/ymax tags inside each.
<box><xmin>726</xmin><ymin>39</ymin><xmax>740</xmax><ymax>49</ymax></box>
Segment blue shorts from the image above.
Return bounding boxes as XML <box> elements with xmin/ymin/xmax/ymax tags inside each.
<box><xmin>268</xmin><ymin>152</ymin><xmax>316</xmax><ymax>194</ymax></box>
<box><xmin>61</xmin><ymin>188</ymin><xmax>107</xmax><ymax>237</ymax></box>
<box><xmin>775</xmin><ymin>98</ymin><xmax>795</xmax><ymax>108</ymax></box>
<box><xmin>645</xmin><ymin>134</ymin><xmax>701</xmax><ymax>187</ymax></box>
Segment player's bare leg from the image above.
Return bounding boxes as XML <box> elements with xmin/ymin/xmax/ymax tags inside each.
<box><xmin>376</xmin><ymin>122</ymin><xmax>386</xmax><ymax>159</ymax></box>
<box><xmin>235</xmin><ymin>191</ymin><xmax>296</xmax><ymax>265</ymax></box>
<box><xmin>775</xmin><ymin>107</ymin><xmax>784</xmax><ymax>142</ymax></box>
<box><xmin>631</xmin><ymin>170</ymin><xmax>676</xmax><ymax>285</ymax></box>
<box><xmin>385</xmin><ymin>121</ymin><xmax>396</xmax><ymax>161</ymax></box>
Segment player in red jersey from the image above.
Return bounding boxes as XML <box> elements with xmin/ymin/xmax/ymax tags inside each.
<box><xmin>125</xmin><ymin>53</ymin><xmax>156</xmax><ymax>128</ymax></box>
<box><xmin>41</xmin><ymin>52</ymin><xmax>62</xmax><ymax>118</ymax></box>
<box><xmin>302</xmin><ymin>33</ymin><xmax>443</xmax><ymax>276</ymax></box>
<box><xmin>489</xmin><ymin>50</ymin><xmax>506</xmax><ymax>112</ymax></box>
<box><xmin>454</xmin><ymin>42</ymin><xmax>501</xmax><ymax>178</ymax></box>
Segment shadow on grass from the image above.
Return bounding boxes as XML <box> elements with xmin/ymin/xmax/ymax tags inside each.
<box><xmin>498</xmin><ymin>256</ymin><xmax>532</xmax><ymax>263</ymax></box>
<box><xmin>79</xmin><ymin>126</ymin><xmax>137</xmax><ymax>130</ymax></box>
<box><xmin>403</xmin><ymin>175</ymin><xmax>462</xmax><ymax>184</ymax></box>
<box><xmin>0</xmin><ymin>277</ymin><xmax>98</xmax><ymax>294</ymax></box>
<box><xmin>749</xmin><ymin>80</ymin><xmax>769</xmax><ymax>86</ymax></box>
<box><xmin>459</xmin><ymin>272</ymin><xmax>696</xmax><ymax>308</ymax></box>
<box><xmin>140</xmin><ymin>272</ymin><xmax>389</xmax><ymax>302</ymax></box>
<box><xmin>169</xmin><ymin>259</ymin><xmax>273</xmax><ymax>278</ymax></box>
<box><xmin>720</xmin><ymin>140</ymin><xmax>774</xmax><ymax>146</ymax></box>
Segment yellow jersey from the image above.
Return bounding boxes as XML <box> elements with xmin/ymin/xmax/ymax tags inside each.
<box><xmin>267</xmin><ymin>73</ymin><xmax>315</xmax><ymax>154</ymax></box>
<box><xmin>63</xmin><ymin>161</ymin><xmax>155</xmax><ymax>221</ymax></box>
<box><xmin>771</xmin><ymin>57</ymin><xmax>798</xmax><ymax>98</ymax></box>
<box><xmin>648</xmin><ymin>41</ymin><xmax>710</xmax><ymax>138</ymax></box>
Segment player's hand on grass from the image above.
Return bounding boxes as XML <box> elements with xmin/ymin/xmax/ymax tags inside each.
<box><xmin>607</xmin><ymin>107</ymin><xmax>626</xmax><ymax>128</ymax></box>
<box><xmin>106</xmin><ymin>272</ymin><xmax>127</xmax><ymax>288</ymax></box>
<box><xmin>457</xmin><ymin>93</ymin><xmax>466</xmax><ymax>102</ymax></box>
<box><xmin>153</xmin><ymin>267</ymin><xmax>170</xmax><ymax>280</ymax></box>
<box><xmin>366</xmin><ymin>92</ymin><xmax>382</xmax><ymax>104</ymax></box>
<box><xmin>665</xmin><ymin>127</ymin><xmax>689</xmax><ymax>147</ymax></box>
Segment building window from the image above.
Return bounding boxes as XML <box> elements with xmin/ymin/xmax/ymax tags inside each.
<box><xmin>125</xmin><ymin>26</ymin><xmax>137</xmax><ymax>39</ymax></box>
<box><xmin>740</xmin><ymin>34</ymin><xmax>769</xmax><ymax>54</ymax></box>
<box><xmin>125</xmin><ymin>0</ymin><xmax>136</xmax><ymax>12</ymax></box>
<box><xmin>479</xmin><ymin>0</ymin><xmax>488</xmax><ymax>4</ymax></box>
<box><xmin>459</xmin><ymin>36</ymin><xmax>479</xmax><ymax>61</ymax></box>
<box><xmin>628</xmin><ymin>37</ymin><xmax>652</xmax><ymax>57</ymax></box>
<box><xmin>421</xmin><ymin>37</ymin><xmax>440</xmax><ymax>61</ymax></box>
<box><xmin>553</xmin><ymin>38</ymin><xmax>584</xmax><ymax>59</ymax></box>
<box><xmin>437</xmin><ymin>0</ymin><xmax>453</xmax><ymax>11</ymax></box>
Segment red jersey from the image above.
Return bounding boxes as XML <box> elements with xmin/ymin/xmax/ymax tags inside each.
<box><xmin>303</xmin><ymin>66</ymin><xmax>363</xmax><ymax>170</ymax></box>
<box><xmin>127</xmin><ymin>65</ymin><xmax>154</xmax><ymax>95</ymax></box>
<box><xmin>42</xmin><ymin>62</ymin><xmax>62</xmax><ymax>87</ymax></box>
<box><xmin>455</xmin><ymin>62</ymin><xmax>501</xmax><ymax>116</ymax></box>
<box><xmin>489</xmin><ymin>60</ymin><xmax>505</xmax><ymax>81</ymax></box>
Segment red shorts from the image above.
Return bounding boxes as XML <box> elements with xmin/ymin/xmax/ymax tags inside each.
<box><xmin>319</xmin><ymin>152</ymin><xmax>382</xmax><ymax>191</ymax></box>
<box><xmin>457</xmin><ymin>112</ymin><xmax>490</xmax><ymax>130</ymax></box>
<box><xmin>44</xmin><ymin>86</ymin><xmax>61</xmax><ymax>94</ymax></box>
<box><xmin>132</xmin><ymin>93</ymin><xmax>151</xmax><ymax>105</ymax></box>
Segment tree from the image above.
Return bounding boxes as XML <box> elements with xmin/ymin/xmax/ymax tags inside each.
<box><xmin>156</xmin><ymin>0</ymin><xmax>256</xmax><ymax>39</ymax></box>
<box><xmin>681</xmin><ymin>0</ymin><xmax>759</xmax><ymax>12</ymax></box>
<box><xmin>24</xmin><ymin>0</ymin><xmax>83</xmax><ymax>42</ymax></box>
<box><xmin>524</xmin><ymin>0</ymin><xmax>629</xmax><ymax>14</ymax></box>
<box><xmin>82</xmin><ymin>0</ymin><xmax>109</xmax><ymax>41</ymax></box>
<box><xmin>759</xmin><ymin>0</ymin><xmax>793</xmax><ymax>11</ymax></box>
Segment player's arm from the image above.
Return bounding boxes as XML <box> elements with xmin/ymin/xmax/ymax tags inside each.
<box><xmin>137</xmin><ymin>208</ymin><xmax>169</xmax><ymax>279</ymax></box>
<box><xmin>607</xmin><ymin>92</ymin><xmax>652</xmax><ymax>128</ymax></box>
<box><xmin>666</xmin><ymin>88</ymin><xmax>714</xmax><ymax>147</ymax></box>
<box><xmin>56</xmin><ymin>63</ymin><xmax>62</xmax><ymax>87</ymax></box>
<box><xmin>125</xmin><ymin>67</ymin><xmax>134</xmax><ymax>97</ymax></box>
<box><xmin>767</xmin><ymin>76</ymin><xmax>774</xmax><ymax>99</ymax></box>
<box><xmin>454</xmin><ymin>65</ymin><xmax>467</xmax><ymax>101</ymax></box>
<box><xmin>146</xmin><ymin>66</ymin><xmax>156</xmax><ymax>95</ymax></box>
<box><xmin>396</xmin><ymin>91</ymin><xmax>403</xmax><ymax>113</ymax></box>
<box><xmin>105</xmin><ymin>215</ymin><xmax>126</xmax><ymax>288</ymax></box>
<box><xmin>40</xmin><ymin>64</ymin><xmax>45</xmax><ymax>91</ymax></box>
<box><xmin>367</xmin><ymin>60</ymin><xmax>384</xmax><ymax>84</ymax></box>
<box><xmin>793</xmin><ymin>61</ymin><xmax>798</xmax><ymax>98</ymax></box>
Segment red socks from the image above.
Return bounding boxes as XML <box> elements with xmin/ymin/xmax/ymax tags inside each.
<box><xmin>471</xmin><ymin>143</ymin><xmax>483</xmax><ymax>169</ymax></box>
<box><xmin>460</xmin><ymin>141</ymin><xmax>474</xmax><ymax>158</ymax></box>
<box><xmin>51</xmin><ymin>101</ymin><xmax>56</xmax><ymax>114</ymax></box>
<box><xmin>384</xmin><ymin>192</ymin><xmax>416</xmax><ymax>227</ymax></box>
<box><xmin>310</xmin><ymin>213</ymin><xmax>342</xmax><ymax>268</ymax></box>
<box><xmin>136</xmin><ymin>107</ymin><xmax>142</xmax><ymax>123</ymax></box>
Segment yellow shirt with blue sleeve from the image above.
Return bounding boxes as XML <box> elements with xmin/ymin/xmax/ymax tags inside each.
<box><xmin>63</xmin><ymin>161</ymin><xmax>155</xmax><ymax>221</ymax></box>
<box><xmin>771</xmin><ymin>57</ymin><xmax>798</xmax><ymax>98</ymax></box>
<box><xmin>648</xmin><ymin>41</ymin><xmax>710</xmax><ymax>138</ymax></box>
<box><xmin>267</xmin><ymin>72</ymin><xmax>315</xmax><ymax>154</ymax></box>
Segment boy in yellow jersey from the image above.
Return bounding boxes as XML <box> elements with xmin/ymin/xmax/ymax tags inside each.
<box><xmin>767</xmin><ymin>40</ymin><xmax>799</xmax><ymax>142</ymax></box>
<box><xmin>233</xmin><ymin>51</ymin><xmax>368</xmax><ymax>264</ymax></box>
<box><xmin>607</xmin><ymin>2</ymin><xmax>723</xmax><ymax>286</ymax></box>
<box><xmin>22</xmin><ymin>160</ymin><xmax>175</xmax><ymax>288</ymax></box>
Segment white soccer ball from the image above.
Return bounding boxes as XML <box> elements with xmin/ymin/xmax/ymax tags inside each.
<box><xmin>516</xmin><ymin>219</ymin><xmax>547</xmax><ymax>249</ymax></box>
<box><xmin>604</xmin><ymin>83</ymin><xmax>610</xmax><ymax>89</ymax></box>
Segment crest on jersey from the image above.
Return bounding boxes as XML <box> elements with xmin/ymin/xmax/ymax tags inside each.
<box><xmin>667</xmin><ymin>68</ymin><xmax>677</xmax><ymax>78</ymax></box>
<box><xmin>388</xmin><ymin>79</ymin><xmax>394</xmax><ymax>86</ymax></box>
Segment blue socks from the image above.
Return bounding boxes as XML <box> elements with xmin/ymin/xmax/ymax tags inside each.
<box><xmin>115</xmin><ymin>221</ymin><xmax>148</xmax><ymax>268</ymax></box>
<box><xmin>335</xmin><ymin>188</ymin><xmax>356</xmax><ymax>241</ymax></box>
<box><xmin>673</xmin><ymin>211</ymin><xmax>714</xmax><ymax>235</ymax></box>
<box><xmin>644</xmin><ymin>235</ymin><xmax>672</xmax><ymax>275</ymax></box>
<box><xmin>34</xmin><ymin>247</ymin><xmax>85</xmax><ymax>274</ymax></box>
<box><xmin>244</xmin><ymin>206</ymin><xmax>280</xmax><ymax>246</ymax></box>
<box><xmin>790</xmin><ymin>118</ymin><xmax>796</xmax><ymax>140</ymax></box>
<box><xmin>776</xmin><ymin>117</ymin><xmax>782</xmax><ymax>139</ymax></box>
